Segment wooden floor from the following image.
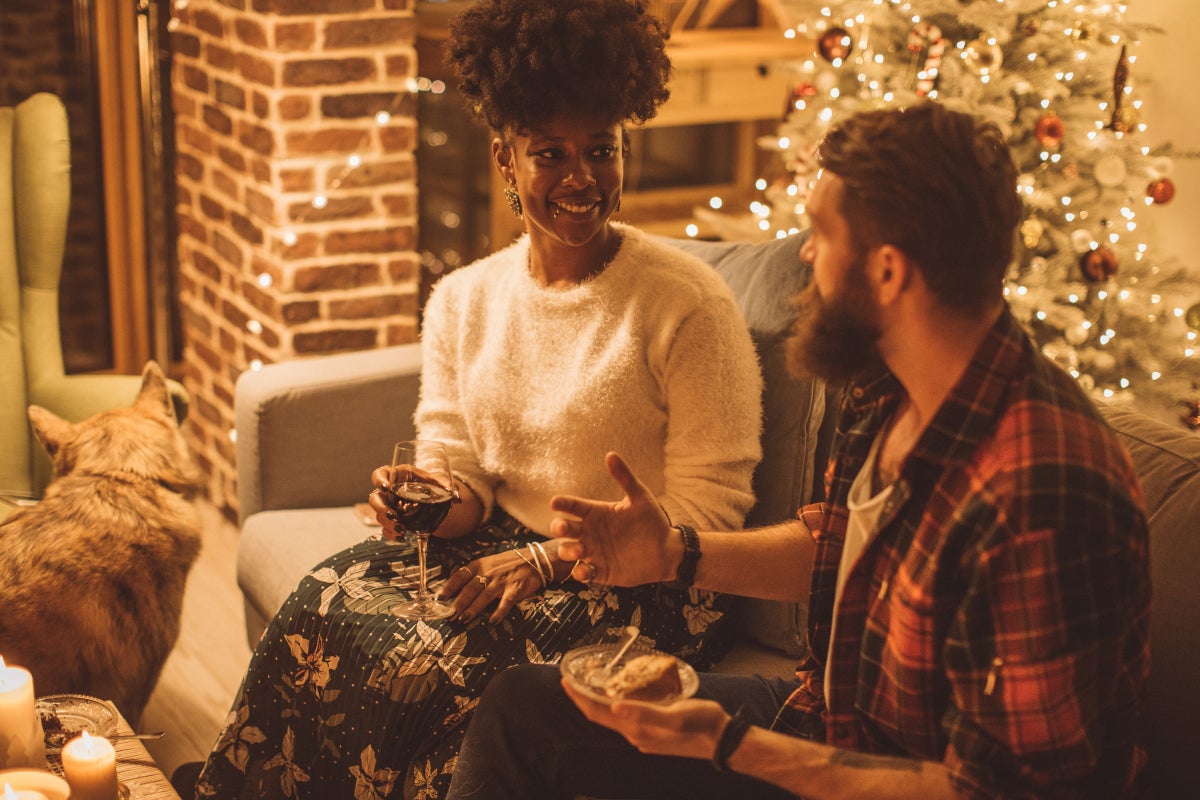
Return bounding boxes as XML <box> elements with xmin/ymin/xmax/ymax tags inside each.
<box><xmin>140</xmin><ymin>499</ymin><xmax>253</xmax><ymax>781</ymax></box>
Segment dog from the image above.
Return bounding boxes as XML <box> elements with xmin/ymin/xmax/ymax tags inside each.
<box><xmin>0</xmin><ymin>362</ymin><xmax>202</xmax><ymax>724</ymax></box>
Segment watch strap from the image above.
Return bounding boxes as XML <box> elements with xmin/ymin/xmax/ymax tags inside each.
<box><xmin>668</xmin><ymin>523</ymin><xmax>700</xmax><ymax>590</ymax></box>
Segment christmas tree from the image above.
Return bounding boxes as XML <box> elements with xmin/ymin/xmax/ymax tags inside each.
<box><xmin>700</xmin><ymin>0</ymin><xmax>1199</xmax><ymax>428</ymax></box>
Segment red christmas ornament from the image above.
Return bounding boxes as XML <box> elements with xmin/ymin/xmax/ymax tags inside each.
<box><xmin>1079</xmin><ymin>246</ymin><xmax>1118</xmax><ymax>282</ymax></box>
<box><xmin>1035</xmin><ymin>113</ymin><xmax>1065</xmax><ymax>147</ymax></box>
<box><xmin>818</xmin><ymin>26</ymin><xmax>853</xmax><ymax>62</ymax></box>
<box><xmin>1182</xmin><ymin>398</ymin><xmax>1200</xmax><ymax>430</ymax></box>
<box><xmin>783</xmin><ymin>81</ymin><xmax>818</xmax><ymax>118</ymax></box>
<box><xmin>1147</xmin><ymin>177</ymin><xmax>1176</xmax><ymax>205</ymax></box>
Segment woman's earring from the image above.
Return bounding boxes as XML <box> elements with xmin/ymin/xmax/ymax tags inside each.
<box><xmin>503</xmin><ymin>182</ymin><xmax>523</xmax><ymax>219</ymax></box>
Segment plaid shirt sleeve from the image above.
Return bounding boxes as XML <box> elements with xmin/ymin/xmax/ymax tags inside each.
<box><xmin>939</xmin><ymin>400</ymin><xmax>1151</xmax><ymax>799</ymax></box>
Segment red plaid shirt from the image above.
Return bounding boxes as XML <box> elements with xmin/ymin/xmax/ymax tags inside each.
<box><xmin>777</xmin><ymin>311</ymin><xmax>1150</xmax><ymax>798</ymax></box>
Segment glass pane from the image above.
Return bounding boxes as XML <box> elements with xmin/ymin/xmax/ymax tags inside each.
<box><xmin>0</xmin><ymin>0</ymin><xmax>113</xmax><ymax>374</ymax></box>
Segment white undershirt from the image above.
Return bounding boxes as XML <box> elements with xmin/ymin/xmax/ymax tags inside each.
<box><xmin>825</xmin><ymin>432</ymin><xmax>894</xmax><ymax>706</ymax></box>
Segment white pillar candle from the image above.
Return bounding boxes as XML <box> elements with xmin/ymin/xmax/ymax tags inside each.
<box><xmin>0</xmin><ymin>658</ymin><xmax>46</xmax><ymax>769</ymax></box>
<box><xmin>60</xmin><ymin>732</ymin><xmax>119</xmax><ymax>800</ymax></box>
<box><xmin>3</xmin><ymin>782</ymin><xmax>49</xmax><ymax>800</ymax></box>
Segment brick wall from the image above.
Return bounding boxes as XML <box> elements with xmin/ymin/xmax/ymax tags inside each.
<box><xmin>171</xmin><ymin>0</ymin><xmax>420</xmax><ymax>518</ymax></box>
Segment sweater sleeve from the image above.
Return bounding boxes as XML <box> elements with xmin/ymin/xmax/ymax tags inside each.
<box><xmin>657</xmin><ymin>294</ymin><xmax>763</xmax><ymax>531</ymax></box>
<box><xmin>413</xmin><ymin>279</ymin><xmax>496</xmax><ymax>519</ymax></box>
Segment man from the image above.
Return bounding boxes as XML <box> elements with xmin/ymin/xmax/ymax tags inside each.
<box><xmin>445</xmin><ymin>104</ymin><xmax>1150</xmax><ymax>799</ymax></box>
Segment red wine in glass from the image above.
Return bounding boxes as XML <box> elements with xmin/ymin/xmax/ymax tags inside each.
<box><xmin>390</xmin><ymin>440</ymin><xmax>457</xmax><ymax>621</ymax></box>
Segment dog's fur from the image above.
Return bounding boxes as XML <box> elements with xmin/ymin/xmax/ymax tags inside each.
<box><xmin>0</xmin><ymin>362</ymin><xmax>202</xmax><ymax>724</ymax></box>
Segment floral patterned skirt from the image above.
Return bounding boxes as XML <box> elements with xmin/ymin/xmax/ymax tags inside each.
<box><xmin>195</xmin><ymin>510</ymin><xmax>733</xmax><ymax>800</ymax></box>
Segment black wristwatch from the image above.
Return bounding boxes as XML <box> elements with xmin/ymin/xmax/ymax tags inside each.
<box><xmin>667</xmin><ymin>523</ymin><xmax>701</xmax><ymax>590</ymax></box>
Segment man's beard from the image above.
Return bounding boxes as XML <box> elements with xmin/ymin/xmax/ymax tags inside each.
<box><xmin>785</xmin><ymin>264</ymin><xmax>885</xmax><ymax>386</ymax></box>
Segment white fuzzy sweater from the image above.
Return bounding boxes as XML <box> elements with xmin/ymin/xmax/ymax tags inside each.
<box><xmin>415</xmin><ymin>224</ymin><xmax>763</xmax><ymax>535</ymax></box>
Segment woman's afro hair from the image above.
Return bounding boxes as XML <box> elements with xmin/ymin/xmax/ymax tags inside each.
<box><xmin>446</xmin><ymin>0</ymin><xmax>671</xmax><ymax>133</ymax></box>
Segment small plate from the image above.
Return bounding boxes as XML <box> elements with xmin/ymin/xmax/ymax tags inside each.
<box><xmin>560</xmin><ymin>644</ymin><xmax>698</xmax><ymax>705</ymax></box>
<box><xmin>0</xmin><ymin>768</ymin><xmax>71</xmax><ymax>800</ymax></box>
<box><xmin>36</xmin><ymin>693</ymin><xmax>118</xmax><ymax>750</ymax></box>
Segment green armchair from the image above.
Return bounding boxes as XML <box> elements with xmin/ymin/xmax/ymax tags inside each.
<box><xmin>0</xmin><ymin>92</ymin><xmax>187</xmax><ymax>512</ymax></box>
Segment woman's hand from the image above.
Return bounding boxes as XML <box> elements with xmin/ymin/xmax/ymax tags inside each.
<box><xmin>438</xmin><ymin>549</ymin><xmax>547</xmax><ymax>624</ymax></box>
<box><xmin>562</xmin><ymin>679</ymin><xmax>729</xmax><ymax>761</ymax></box>
<box><xmin>368</xmin><ymin>464</ymin><xmax>483</xmax><ymax>541</ymax></box>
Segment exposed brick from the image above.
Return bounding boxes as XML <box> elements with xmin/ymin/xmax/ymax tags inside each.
<box><xmin>324</xmin><ymin>17</ymin><xmax>413</xmax><ymax>49</ymax></box>
<box><xmin>202</xmin><ymin>103</ymin><xmax>233</xmax><ymax>136</ymax></box>
<box><xmin>293</xmin><ymin>261</ymin><xmax>381</xmax><ymax>292</ymax></box>
<box><xmin>379</xmin><ymin>123</ymin><xmax>415</xmax><ymax>152</ymax></box>
<box><xmin>387</xmin><ymin>256</ymin><xmax>418</xmax><ymax>283</ymax></box>
<box><xmin>181</xmin><ymin>123</ymin><xmax>214</xmax><ymax>154</ymax></box>
<box><xmin>320</xmin><ymin>92</ymin><xmax>412</xmax><ymax>120</ymax></box>
<box><xmin>190</xmin><ymin>249</ymin><xmax>223</xmax><ymax>282</ymax></box>
<box><xmin>176</xmin><ymin>151</ymin><xmax>205</xmax><ymax>181</ymax></box>
<box><xmin>285</xmin><ymin>127</ymin><xmax>367</xmax><ymax>156</ymax></box>
<box><xmin>213</xmin><ymin>230</ymin><xmax>245</xmax><ymax>269</ymax></box>
<box><xmin>193</xmin><ymin>8</ymin><xmax>224</xmax><ymax>37</ymax></box>
<box><xmin>386</xmin><ymin>321</ymin><xmax>419</xmax><ymax>346</ymax></box>
<box><xmin>192</xmin><ymin>339</ymin><xmax>223</xmax><ymax>373</ymax></box>
<box><xmin>381</xmin><ymin>192</ymin><xmax>415</xmax><ymax>217</ymax></box>
<box><xmin>231</xmin><ymin>212</ymin><xmax>264</xmax><ymax>245</ymax></box>
<box><xmin>206</xmin><ymin>42</ymin><xmax>236</xmax><ymax>71</ymax></box>
<box><xmin>293</xmin><ymin>327</ymin><xmax>378</xmax><ymax>354</ymax></box>
<box><xmin>329</xmin><ymin>292</ymin><xmax>415</xmax><ymax>320</ymax></box>
<box><xmin>172</xmin><ymin>92</ymin><xmax>198</xmax><ymax>119</ymax></box>
<box><xmin>234</xmin><ymin>17</ymin><xmax>268</xmax><ymax>48</ymax></box>
<box><xmin>238</xmin><ymin>121</ymin><xmax>275</xmax><ymax>155</ymax></box>
<box><xmin>281</xmin><ymin>300</ymin><xmax>320</xmax><ymax>323</ymax></box>
<box><xmin>252</xmin><ymin>91</ymin><xmax>270</xmax><ymax>118</ymax></box>
<box><xmin>199</xmin><ymin>193</ymin><xmax>227</xmax><ymax>221</ymax></box>
<box><xmin>216</xmin><ymin>144</ymin><xmax>246</xmax><ymax>173</ymax></box>
<box><xmin>286</xmin><ymin>195</ymin><xmax>373</xmax><ymax>223</ymax></box>
<box><xmin>220</xmin><ymin>299</ymin><xmax>251</xmax><ymax>330</ymax></box>
<box><xmin>218</xmin><ymin>326</ymin><xmax>237</xmax><ymax>355</ymax></box>
<box><xmin>241</xmin><ymin>275</ymin><xmax>281</xmax><ymax>316</ymax></box>
<box><xmin>182</xmin><ymin>304</ymin><xmax>214</xmax><ymax>340</ymax></box>
<box><xmin>214</xmin><ymin>78</ymin><xmax>246</xmax><ymax>110</ymax></box>
<box><xmin>325</xmin><ymin>225</ymin><xmax>414</xmax><ymax>255</ymax></box>
<box><xmin>277</xmin><ymin>232</ymin><xmax>320</xmax><ymax>260</ymax></box>
<box><xmin>278</xmin><ymin>94</ymin><xmax>312</xmax><ymax>121</ymax></box>
<box><xmin>340</xmin><ymin>159</ymin><xmax>413</xmax><ymax>188</ymax></box>
<box><xmin>384</xmin><ymin>53</ymin><xmax>414</xmax><ymax>78</ymax></box>
<box><xmin>282</xmin><ymin>57</ymin><xmax>374</xmax><ymax>88</ymax></box>
<box><xmin>176</xmin><ymin>211</ymin><xmax>208</xmax><ymax>243</ymax></box>
<box><xmin>274</xmin><ymin>21</ymin><xmax>316</xmax><ymax>51</ymax></box>
<box><xmin>244</xmin><ymin>186</ymin><xmax>276</xmax><ymax>222</ymax></box>
<box><xmin>253</xmin><ymin>0</ymin><xmax>373</xmax><ymax>15</ymax></box>
<box><xmin>183</xmin><ymin>64</ymin><xmax>210</xmax><ymax>93</ymax></box>
<box><xmin>172</xmin><ymin>31</ymin><xmax>201</xmax><ymax>58</ymax></box>
<box><xmin>238</xmin><ymin>52</ymin><xmax>277</xmax><ymax>87</ymax></box>
<box><xmin>212</xmin><ymin>169</ymin><xmax>238</xmax><ymax>200</ymax></box>
<box><xmin>250</xmin><ymin>158</ymin><xmax>272</xmax><ymax>183</ymax></box>
<box><xmin>278</xmin><ymin>167</ymin><xmax>314</xmax><ymax>192</ymax></box>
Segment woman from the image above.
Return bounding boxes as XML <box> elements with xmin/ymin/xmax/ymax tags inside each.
<box><xmin>195</xmin><ymin>1</ymin><xmax>761</xmax><ymax>797</ymax></box>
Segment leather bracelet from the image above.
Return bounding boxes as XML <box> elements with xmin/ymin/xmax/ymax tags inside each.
<box><xmin>667</xmin><ymin>523</ymin><xmax>700</xmax><ymax>590</ymax></box>
<box><xmin>712</xmin><ymin>710</ymin><xmax>751</xmax><ymax>774</ymax></box>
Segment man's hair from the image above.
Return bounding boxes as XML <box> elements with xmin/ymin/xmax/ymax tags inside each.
<box><xmin>447</xmin><ymin>0</ymin><xmax>671</xmax><ymax>135</ymax></box>
<box><xmin>816</xmin><ymin>103</ymin><xmax>1022</xmax><ymax>313</ymax></box>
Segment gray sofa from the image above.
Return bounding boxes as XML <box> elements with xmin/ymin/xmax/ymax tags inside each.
<box><xmin>235</xmin><ymin>235</ymin><xmax>1200</xmax><ymax>796</ymax></box>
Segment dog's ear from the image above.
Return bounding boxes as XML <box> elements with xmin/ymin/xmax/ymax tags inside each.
<box><xmin>134</xmin><ymin>361</ymin><xmax>174</xmax><ymax>419</ymax></box>
<box><xmin>28</xmin><ymin>405</ymin><xmax>74</xmax><ymax>459</ymax></box>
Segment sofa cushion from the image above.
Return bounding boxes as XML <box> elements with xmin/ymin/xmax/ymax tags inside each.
<box><xmin>666</xmin><ymin>234</ymin><xmax>821</xmax><ymax>656</ymax></box>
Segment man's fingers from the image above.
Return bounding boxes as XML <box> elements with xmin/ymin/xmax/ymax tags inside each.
<box><xmin>558</xmin><ymin>538</ymin><xmax>584</xmax><ymax>561</ymax></box>
<box><xmin>603</xmin><ymin>451</ymin><xmax>649</xmax><ymax>500</ymax></box>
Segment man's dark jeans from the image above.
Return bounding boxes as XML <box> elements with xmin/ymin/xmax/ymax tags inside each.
<box><xmin>446</xmin><ymin>663</ymin><xmax>804</xmax><ymax>800</ymax></box>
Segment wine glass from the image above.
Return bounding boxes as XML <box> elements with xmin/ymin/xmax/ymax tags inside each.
<box><xmin>389</xmin><ymin>439</ymin><xmax>458</xmax><ymax>620</ymax></box>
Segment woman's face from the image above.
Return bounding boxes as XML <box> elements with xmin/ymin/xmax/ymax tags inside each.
<box><xmin>495</xmin><ymin>114</ymin><xmax>624</xmax><ymax>250</ymax></box>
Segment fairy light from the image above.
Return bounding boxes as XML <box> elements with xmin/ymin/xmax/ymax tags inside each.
<box><xmin>755</xmin><ymin>179</ymin><xmax>768</xmax><ymax>190</ymax></box>
<box><xmin>249</xmin><ymin>359</ymin><xmax>263</xmax><ymax>372</ymax></box>
<box><xmin>256</xmin><ymin>273</ymin><xmax>273</xmax><ymax>288</ymax></box>
<box><xmin>246</xmin><ymin>319</ymin><xmax>263</xmax><ymax>335</ymax></box>
<box><xmin>685</xmin><ymin>224</ymin><xmax>699</xmax><ymax>237</ymax></box>
<box><xmin>709</xmin><ymin>196</ymin><xmax>724</xmax><ymax>210</ymax></box>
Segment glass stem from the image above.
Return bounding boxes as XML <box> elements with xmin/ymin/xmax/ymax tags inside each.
<box><xmin>415</xmin><ymin>531</ymin><xmax>431</xmax><ymax>604</ymax></box>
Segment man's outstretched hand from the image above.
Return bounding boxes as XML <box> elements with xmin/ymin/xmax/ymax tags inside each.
<box><xmin>550</xmin><ymin>452</ymin><xmax>678</xmax><ymax>587</ymax></box>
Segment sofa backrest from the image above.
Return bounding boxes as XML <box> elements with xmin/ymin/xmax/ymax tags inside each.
<box><xmin>665</xmin><ymin>234</ymin><xmax>825</xmax><ymax>655</ymax></box>
<box><xmin>1098</xmin><ymin>405</ymin><xmax>1200</xmax><ymax>797</ymax></box>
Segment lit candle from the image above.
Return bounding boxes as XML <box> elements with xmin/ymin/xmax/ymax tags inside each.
<box><xmin>0</xmin><ymin>657</ymin><xmax>46</xmax><ymax>769</ymax></box>
<box><xmin>3</xmin><ymin>781</ymin><xmax>49</xmax><ymax>800</ymax></box>
<box><xmin>60</xmin><ymin>732</ymin><xmax>118</xmax><ymax>800</ymax></box>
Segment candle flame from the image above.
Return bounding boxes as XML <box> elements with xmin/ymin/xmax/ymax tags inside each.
<box><xmin>0</xmin><ymin>655</ymin><xmax>6</xmax><ymax>669</ymax></box>
<box><xmin>3</xmin><ymin>782</ymin><xmax>17</xmax><ymax>800</ymax></box>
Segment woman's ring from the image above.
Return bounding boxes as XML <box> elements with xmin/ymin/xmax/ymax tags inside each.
<box><xmin>474</xmin><ymin>575</ymin><xmax>488</xmax><ymax>588</ymax></box>
<box><xmin>581</xmin><ymin>561</ymin><xmax>599</xmax><ymax>583</ymax></box>
<box><xmin>456</xmin><ymin>566</ymin><xmax>475</xmax><ymax>578</ymax></box>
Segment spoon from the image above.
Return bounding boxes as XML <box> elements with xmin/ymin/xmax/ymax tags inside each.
<box><xmin>109</xmin><ymin>731</ymin><xmax>166</xmax><ymax>741</ymax></box>
<box><xmin>602</xmin><ymin>625</ymin><xmax>640</xmax><ymax>675</ymax></box>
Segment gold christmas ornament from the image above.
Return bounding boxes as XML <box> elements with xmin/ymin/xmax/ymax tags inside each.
<box><xmin>964</xmin><ymin>37</ymin><xmax>1003</xmax><ymax>74</ymax></box>
<box><xmin>1185</xmin><ymin>302</ymin><xmax>1200</xmax><ymax>331</ymax></box>
<box><xmin>818</xmin><ymin>26</ymin><xmax>853</xmax><ymax>62</ymax></box>
<box><xmin>1021</xmin><ymin>217</ymin><xmax>1045</xmax><ymax>248</ymax></box>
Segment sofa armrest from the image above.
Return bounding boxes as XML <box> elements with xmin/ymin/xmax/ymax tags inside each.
<box><xmin>235</xmin><ymin>344</ymin><xmax>422</xmax><ymax>522</ymax></box>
